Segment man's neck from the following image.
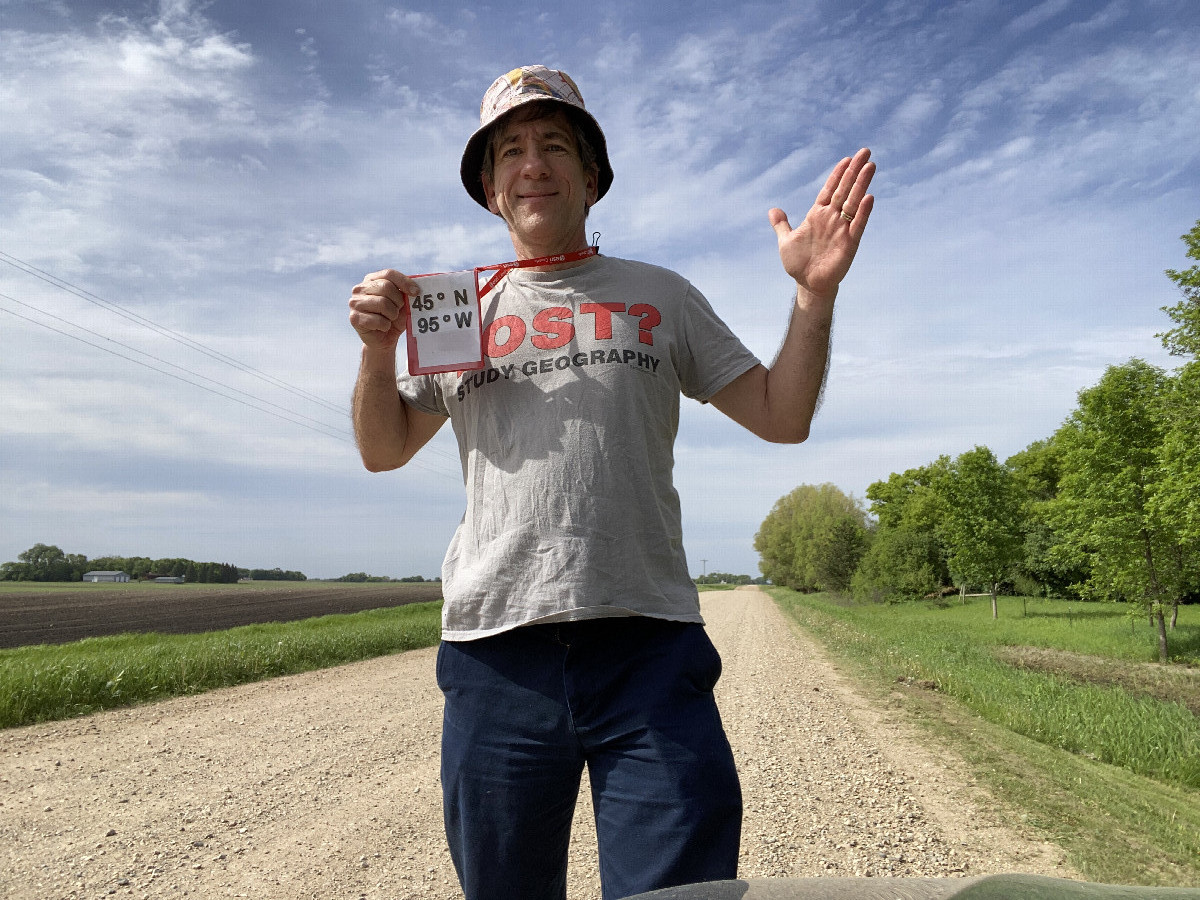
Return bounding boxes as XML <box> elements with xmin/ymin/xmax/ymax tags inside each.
<box><xmin>509</xmin><ymin>231</ymin><xmax>594</xmax><ymax>272</ymax></box>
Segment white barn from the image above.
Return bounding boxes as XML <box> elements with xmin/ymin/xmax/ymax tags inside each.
<box><xmin>82</xmin><ymin>571</ymin><xmax>130</xmax><ymax>583</ymax></box>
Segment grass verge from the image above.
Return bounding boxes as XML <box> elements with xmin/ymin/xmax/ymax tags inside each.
<box><xmin>0</xmin><ymin>601</ymin><xmax>442</xmax><ymax>729</ymax></box>
<box><xmin>769</xmin><ymin>588</ymin><xmax>1200</xmax><ymax>887</ymax></box>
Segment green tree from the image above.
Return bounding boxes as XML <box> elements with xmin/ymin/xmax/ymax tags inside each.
<box><xmin>811</xmin><ymin>518</ymin><xmax>870</xmax><ymax>593</ymax></box>
<box><xmin>1015</xmin><ymin>516</ymin><xmax>1088</xmax><ymax>600</ymax></box>
<box><xmin>0</xmin><ymin>559</ymin><xmax>29</xmax><ymax>581</ymax></box>
<box><xmin>938</xmin><ymin>446</ymin><xmax>1027</xmax><ymax>619</ymax></box>
<box><xmin>1007</xmin><ymin>437</ymin><xmax>1088</xmax><ymax>599</ymax></box>
<box><xmin>850</xmin><ymin>526</ymin><xmax>943</xmax><ymax>603</ymax></box>
<box><xmin>754</xmin><ymin>483</ymin><xmax>869</xmax><ymax>591</ymax></box>
<box><xmin>1158</xmin><ymin>219</ymin><xmax>1200</xmax><ymax>358</ymax></box>
<box><xmin>1052</xmin><ymin>360</ymin><xmax>1197</xmax><ymax>661</ymax></box>
<box><xmin>127</xmin><ymin>557</ymin><xmax>153</xmax><ymax>579</ymax></box>
<box><xmin>87</xmin><ymin>555</ymin><xmax>126</xmax><ymax>575</ymax></box>
<box><xmin>864</xmin><ymin>458</ymin><xmax>950</xmax><ymax>532</ymax></box>
<box><xmin>1</xmin><ymin>544</ymin><xmax>85</xmax><ymax>582</ymax></box>
<box><xmin>251</xmin><ymin>567</ymin><xmax>307</xmax><ymax>581</ymax></box>
<box><xmin>1152</xmin><ymin>224</ymin><xmax>1200</xmax><ymax>605</ymax></box>
<box><xmin>695</xmin><ymin>572</ymin><xmax>754</xmax><ymax>585</ymax></box>
<box><xmin>1150</xmin><ymin>361</ymin><xmax>1200</xmax><ymax>627</ymax></box>
<box><xmin>1006</xmin><ymin>438</ymin><xmax>1062</xmax><ymax>503</ymax></box>
<box><xmin>853</xmin><ymin>459</ymin><xmax>952</xmax><ymax>602</ymax></box>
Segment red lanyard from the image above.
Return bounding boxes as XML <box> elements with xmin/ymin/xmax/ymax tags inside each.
<box><xmin>476</xmin><ymin>246</ymin><xmax>599</xmax><ymax>298</ymax></box>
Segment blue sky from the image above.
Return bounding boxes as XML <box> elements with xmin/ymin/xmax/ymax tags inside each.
<box><xmin>1</xmin><ymin>0</ymin><xmax>1197</xmax><ymax>579</ymax></box>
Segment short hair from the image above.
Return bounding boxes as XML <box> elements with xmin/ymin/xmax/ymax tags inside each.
<box><xmin>480</xmin><ymin>101</ymin><xmax>598</xmax><ymax>184</ymax></box>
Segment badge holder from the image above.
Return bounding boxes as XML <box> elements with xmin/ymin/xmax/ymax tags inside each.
<box><xmin>404</xmin><ymin>244</ymin><xmax>599</xmax><ymax>376</ymax></box>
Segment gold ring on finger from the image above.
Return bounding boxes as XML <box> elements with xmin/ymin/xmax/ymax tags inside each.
<box><xmin>840</xmin><ymin>210</ymin><xmax>855</xmax><ymax>222</ymax></box>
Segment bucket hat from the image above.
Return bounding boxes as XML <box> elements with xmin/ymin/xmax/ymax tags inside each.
<box><xmin>460</xmin><ymin>65</ymin><xmax>613</xmax><ymax>210</ymax></box>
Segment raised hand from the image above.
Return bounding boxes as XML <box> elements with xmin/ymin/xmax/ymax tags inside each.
<box><xmin>348</xmin><ymin>269</ymin><xmax>420</xmax><ymax>351</ymax></box>
<box><xmin>769</xmin><ymin>148</ymin><xmax>876</xmax><ymax>299</ymax></box>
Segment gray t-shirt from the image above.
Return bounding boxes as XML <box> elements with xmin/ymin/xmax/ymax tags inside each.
<box><xmin>398</xmin><ymin>255</ymin><xmax>760</xmax><ymax>640</ymax></box>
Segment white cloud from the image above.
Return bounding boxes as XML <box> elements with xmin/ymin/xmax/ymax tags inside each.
<box><xmin>1007</xmin><ymin>0</ymin><xmax>1074</xmax><ymax>35</ymax></box>
<box><xmin>878</xmin><ymin>89</ymin><xmax>946</xmax><ymax>154</ymax></box>
<box><xmin>1066</xmin><ymin>0</ymin><xmax>1130</xmax><ymax>34</ymax></box>
<box><xmin>271</xmin><ymin>222</ymin><xmax>509</xmax><ymax>275</ymax></box>
<box><xmin>3</xmin><ymin>480</ymin><xmax>216</xmax><ymax>517</ymax></box>
<box><xmin>384</xmin><ymin>6</ymin><xmax>466</xmax><ymax>43</ymax></box>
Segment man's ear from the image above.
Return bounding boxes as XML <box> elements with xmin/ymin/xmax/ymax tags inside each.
<box><xmin>482</xmin><ymin>172</ymin><xmax>503</xmax><ymax>217</ymax></box>
<box><xmin>585</xmin><ymin>165</ymin><xmax>599</xmax><ymax>208</ymax></box>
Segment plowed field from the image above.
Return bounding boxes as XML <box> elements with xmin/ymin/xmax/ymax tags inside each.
<box><xmin>0</xmin><ymin>582</ymin><xmax>443</xmax><ymax>649</ymax></box>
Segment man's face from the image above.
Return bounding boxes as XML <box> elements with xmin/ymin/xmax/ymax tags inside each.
<box><xmin>482</xmin><ymin>108</ymin><xmax>599</xmax><ymax>253</ymax></box>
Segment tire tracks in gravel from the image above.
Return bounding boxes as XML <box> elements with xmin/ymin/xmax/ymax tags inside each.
<box><xmin>0</xmin><ymin>588</ymin><xmax>1072</xmax><ymax>899</ymax></box>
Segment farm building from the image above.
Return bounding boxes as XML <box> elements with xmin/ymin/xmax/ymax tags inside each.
<box><xmin>82</xmin><ymin>571</ymin><xmax>130</xmax><ymax>583</ymax></box>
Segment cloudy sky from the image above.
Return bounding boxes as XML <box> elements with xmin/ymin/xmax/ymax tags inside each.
<box><xmin>2</xmin><ymin>0</ymin><xmax>1197</xmax><ymax>580</ymax></box>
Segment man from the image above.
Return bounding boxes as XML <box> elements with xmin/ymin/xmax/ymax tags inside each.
<box><xmin>348</xmin><ymin>65</ymin><xmax>874</xmax><ymax>900</ymax></box>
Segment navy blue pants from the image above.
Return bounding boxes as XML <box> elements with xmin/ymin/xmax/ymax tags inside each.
<box><xmin>436</xmin><ymin>617</ymin><xmax>742</xmax><ymax>900</ymax></box>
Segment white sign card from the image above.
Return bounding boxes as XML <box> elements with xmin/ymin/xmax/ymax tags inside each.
<box><xmin>404</xmin><ymin>270</ymin><xmax>485</xmax><ymax>375</ymax></box>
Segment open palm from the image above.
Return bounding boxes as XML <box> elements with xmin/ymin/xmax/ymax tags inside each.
<box><xmin>771</xmin><ymin>148</ymin><xmax>876</xmax><ymax>298</ymax></box>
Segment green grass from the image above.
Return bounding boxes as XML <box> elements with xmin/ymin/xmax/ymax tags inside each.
<box><xmin>770</xmin><ymin>588</ymin><xmax>1200</xmax><ymax>886</ymax></box>
<box><xmin>0</xmin><ymin>601</ymin><xmax>442</xmax><ymax>729</ymax></box>
<box><xmin>946</xmin><ymin>594</ymin><xmax>1200</xmax><ymax>664</ymax></box>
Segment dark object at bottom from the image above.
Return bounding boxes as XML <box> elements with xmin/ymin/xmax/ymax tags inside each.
<box><xmin>625</xmin><ymin>875</ymin><xmax>1200</xmax><ymax>900</ymax></box>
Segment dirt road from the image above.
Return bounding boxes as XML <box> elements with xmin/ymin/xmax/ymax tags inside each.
<box><xmin>0</xmin><ymin>588</ymin><xmax>1072</xmax><ymax>898</ymax></box>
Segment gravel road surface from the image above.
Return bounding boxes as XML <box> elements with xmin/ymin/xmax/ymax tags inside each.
<box><xmin>0</xmin><ymin>588</ymin><xmax>1073</xmax><ymax>898</ymax></box>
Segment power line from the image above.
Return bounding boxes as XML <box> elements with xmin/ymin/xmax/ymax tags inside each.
<box><xmin>0</xmin><ymin>299</ymin><xmax>351</xmax><ymax>443</ymax></box>
<box><xmin>1</xmin><ymin>299</ymin><xmax>465</xmax><ymax>484</ymax></box>
<box><xmin>0</xmin><ymin>249</ymin><xmax>344</xmax><ymax>415</ymax></box>
<box><xmin>1</xmin><ymin>291</ymin><xmax>350</xmax><ymax>438</ymax></box>
<box><xmin>0</xmin><ymin>252</ymin><xmax>468</xmax><ymax>480</ymax></box>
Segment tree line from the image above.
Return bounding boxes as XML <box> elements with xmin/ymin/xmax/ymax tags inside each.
<box><xmin>0</xmin><ymin>545</ymin><xmax>317</xmax><ymax>583</ymax></box>
<box><xmin>694</xmin><ymin>572</ymin><xmax>766</xmax><ymax>585</ymax></box>
<box><xmin>0</xmin><ymin>546</ymin><xmax>442</xmax><ymax>585</ymax></box>
<box><xmin>756</xmin><ymin>220</ymin><xmax>1200</xmax><ymax>662</ymax></box>
<box><xmin>247</xmin><ymin>567</ymin><xmax>308</xmax><ymax>581</ymax></box>
<box><xmin>334</xmin><ymin>572</ymin><xmax>440</xmax><ymax>583</ymax></box>
<box><xmin>0</xmin><ymin>544</ymin><xmax>245</xmax><ymax>583</ymax></box>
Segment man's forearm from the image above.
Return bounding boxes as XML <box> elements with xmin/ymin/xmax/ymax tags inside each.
<box><xmin>352</xmin><ymin>347</ymin><xmax>410</xmax><ymax>472</ymax></box>
<box><xmin>765</xmin><ymin>284</ymin><xmax>836</xmax><ymax>439</ymax></box>
<box><xmin>708</xmin><ymin>284</ymin><xmax>836</xmax><ymax>444</ymax></box>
